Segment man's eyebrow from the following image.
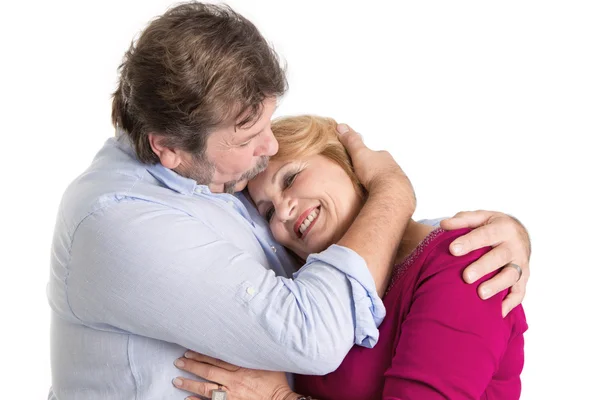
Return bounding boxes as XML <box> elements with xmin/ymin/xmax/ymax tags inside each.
<box><xmin>236</xmin><ymin>129</ymin><xmax>263</xmax><ymax>144</ymax></box>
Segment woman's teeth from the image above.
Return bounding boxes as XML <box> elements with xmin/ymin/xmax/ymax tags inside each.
<box><xmin>299</xmin><ymin>208</ymin><xmax>320</xmax><ymax>236</ymax></box>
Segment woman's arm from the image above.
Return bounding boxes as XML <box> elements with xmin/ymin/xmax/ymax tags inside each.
<box><xmin>382</xmin><ymin>244</ymin><xmax>527</xmax><ymax>399</ymax></box>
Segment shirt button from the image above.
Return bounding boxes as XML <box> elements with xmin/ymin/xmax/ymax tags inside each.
<box><xmin>227</xmin><ymin>201</ymin><xmax>235</xmax><ymax>207</ymax></box>
<box><xmin>270</xmin><ymin>246</ymin><xmax>277</xmax><ymax>253</ymax></box>
<box><xmin>246</xmin><ymin>287</ymin><xmax>256</xmax><ymax>295</ymax></box>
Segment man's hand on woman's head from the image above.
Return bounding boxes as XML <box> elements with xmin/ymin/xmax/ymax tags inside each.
<box><xmin>441</xmin><ymin>210</ymin><xmax>531</xmax><ymax>317</ymax></box>
<box><xmin>172</xmin><ymin>351</ymin><xmax>298</xmax><ymax>400</ymax></box>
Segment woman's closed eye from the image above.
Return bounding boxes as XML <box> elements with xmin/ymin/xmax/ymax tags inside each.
<box><xmin>283</xmin><ymin>171</ymin><xmax>299</xmax><ymax>189</ymax></box>
<box><xmin>265</xmin><ymin>206</ymin><xmax>275</xmax><ymax>222</ymax></box>
<box><xmin>265</xmin><ymin>169</ymin><xmax>302</xmax><ymax>222</ymax></box>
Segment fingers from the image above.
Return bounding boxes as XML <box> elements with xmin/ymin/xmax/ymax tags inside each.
<box><xmin>448</xmin><ymin>217</ymin><xmax>507</xmax><ymax>256</ymax></box>
<box><xmin>172</xmin><ymin>376</ymin><xmax>222</xmax><ymax>398</ymax></box>
<box><xmin>336</xmin><ymin>123</ymin><xmax>366</xmax><ymax>155</ymax></box>
<box><xmin>184</xmin><ymin>351</ymin><xmax>240</xmax><ymax>372</ymax></box>
<box><xmin>462</xmin><ymin>243</ymin><xmax>513</xmax><ymax>283</ymax></box>
<box><xmin>462</xmin><ymin>243</ymin><xmax>530</xmax><ymax>315</ymax></box>
<box><xmin>440</xmin><ymin>210</ymin><xmax>495</xmax><ymax>231</ymax></box>
<box><xmin>472</xmin><ymin>261</ymin><xmax>528</xmax><ymax>318</ymax></box>
<box><xmin>446</xmin><ymin>210</ymin><xmax>530</xmax><ymax>314</ymax></box>
<box><xmin>175</xmin><ymin>357</ymin><xmax>231</xmax><ymax>384</ymax></box>
<box><xmin>501</xmin><ymin>280</ymin><xmax>527</xmax><ymax>317</ymax></box>
<box><xmin>474</xmin><ymin>261</ymin><xmax>522</xmax><ymax>300</ymax></box>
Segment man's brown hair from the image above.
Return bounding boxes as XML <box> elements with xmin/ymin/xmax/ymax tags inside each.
<box><xmin>111</xmin><ymin>1</ymin><xmax>287</xmax><ymax>163</ymax></box>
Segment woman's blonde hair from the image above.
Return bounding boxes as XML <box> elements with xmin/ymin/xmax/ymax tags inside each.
<box><xmin>270</xmin><ymin>115</ymin><xmax>365</xmax><ymax>197</ymax></box>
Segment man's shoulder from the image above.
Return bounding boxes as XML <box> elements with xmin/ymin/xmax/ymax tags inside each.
<box><xmin>58</xmin><ymin>141</ymin><xmax>148</xmax><ymax>231</ymax></box>
<box><xmin>56</xmin><ymin>138</ymin><xmax>259</xmax><ymax>252</ymax></box>
<box><xmin>57</xmin><ymin>138</ymin><xmax>177</xmax><ymax>234</ymax></box>
<box><xmin>60</xmin><ymin>173</ymin><xmax>229</xmax><ymax>238</ymax></box>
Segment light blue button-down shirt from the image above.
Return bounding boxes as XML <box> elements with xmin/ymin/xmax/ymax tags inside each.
<box><xmin>47</xmin><ymin>135</ymin><xmax>389</xmax><ymax>399</ymax></box>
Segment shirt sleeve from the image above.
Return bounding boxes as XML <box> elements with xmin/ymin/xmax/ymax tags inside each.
<box><xmin>416</xmin><ymin>217</ymin><xmax>445</xmax><ymax>227</ymax></box>
<box><xmin>65</xmin><ymin>199</ymin><xmax>384</xmax><ymax>375</ymax></box>
<box><xmin>382</xmin><ymin>245</ymin><xmax>524</xmax><ymax>399</ymax></box>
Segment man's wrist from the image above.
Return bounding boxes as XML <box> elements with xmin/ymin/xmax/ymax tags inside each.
<box><xmin>369</xmin><ymin>174</ymin><xmax>416</xmax><ymax>215</ymax></box>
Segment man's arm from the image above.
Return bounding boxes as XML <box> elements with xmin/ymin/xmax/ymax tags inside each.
<box><xmin>68</xmin><ymin>199</ymin><xmax>375</xmax><ymax>375</ymax></box>
<box><xmin>335</xmin><ymin>124</ymin><xmax>416</xmax><ymax>296</ymax></box>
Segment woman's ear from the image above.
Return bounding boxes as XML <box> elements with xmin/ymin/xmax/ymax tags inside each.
<box><xmin>148</xmin><ymin>133</ymin><xmax>182</xmax><ymax>169</ymax></box>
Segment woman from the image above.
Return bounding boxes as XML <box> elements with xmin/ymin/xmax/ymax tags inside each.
<box><xmin>174</xmin><ymin>116</ymin><xmax>528</xmax><ymax>399</ymax></box>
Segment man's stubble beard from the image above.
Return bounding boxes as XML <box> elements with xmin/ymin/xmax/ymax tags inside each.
<box><xmin>178</xmin><ymin>153</ymin><xmax>215</xmax><ymax>188</ymax></box>
<box><xmin>181</xmin><ymin>155</ymin><xmax>269</xmax><ymax>194</ymax></box>
<box><xmin>223</xmin><ymin>156</ymin><xmax>269</xmax><ymax>194</ymax></box>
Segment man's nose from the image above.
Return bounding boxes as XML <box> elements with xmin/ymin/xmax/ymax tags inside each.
<box><xmin>254</xmin><ymin>128</ymin><xmax>278</xmax><ymax>157</ymax></box>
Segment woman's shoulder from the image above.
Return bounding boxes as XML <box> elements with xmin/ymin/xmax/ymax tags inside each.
<box><xmin>417</xmin><ymin>228</ymin><xmax>528</xmax><ymax>334</ymax></box>
<box><xmin>416</xmin><ymin>227</ymin><xmax>492</xmax><ymax>280</ymax></box>
<box><xmin>386</xmin><ymin>227</ymin><xmax>486</xmax><ymax>297</ymax></box>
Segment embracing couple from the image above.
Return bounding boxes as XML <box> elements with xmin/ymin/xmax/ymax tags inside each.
<box><xmin>48</xmin><ymin>2</ymin><xmax>529</xmax><ymax>400</ymax></box>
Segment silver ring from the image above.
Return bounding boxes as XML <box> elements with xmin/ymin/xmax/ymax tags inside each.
<box><xmin>211</xmin><ymin>385</ymin><xmax>227</xmax><ymax>400</ymax></box>
<box><xmin>506</xmin><ymin>263</ymin><xmax>523</xmax><ymax>282</ymax></box>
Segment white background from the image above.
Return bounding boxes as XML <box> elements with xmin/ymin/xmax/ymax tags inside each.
<box><xmin>1</xmin><ymin>0</ymin><xmax>598</xmax><ymax>398</ymax></box>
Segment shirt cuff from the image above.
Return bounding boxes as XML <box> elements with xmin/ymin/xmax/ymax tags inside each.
<box><xmin>297</xmin><ymin>244</ymin><xmax>386</xmax><ymax>348</ymax></box>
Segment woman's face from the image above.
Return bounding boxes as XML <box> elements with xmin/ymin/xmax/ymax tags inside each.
<box><xmin>248</xmin><ymin>154</ymin><xmax>363</xmax><ymax>260</ymax></box>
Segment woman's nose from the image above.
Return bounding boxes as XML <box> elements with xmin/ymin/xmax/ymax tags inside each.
<box><xmin>275</xmin><ymin>196</ymin><xmax>296</xmax><ymax>222</ymax></box>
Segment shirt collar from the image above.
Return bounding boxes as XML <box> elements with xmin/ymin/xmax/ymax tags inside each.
<box><xmin>146</xmin><ymin>163</ymin><xmax>199</xmax><ymax>196</ymax></box>
<box><xmin>115</xmin><ymin>130</ymin><xmax>200</xmax><ymax>196</ymax></box>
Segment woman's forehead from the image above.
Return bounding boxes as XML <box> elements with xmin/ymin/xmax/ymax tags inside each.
<box><xmin>248</xmin><ymin>158</ymin><xmax>292</xmax><ymax>196</ymax></box>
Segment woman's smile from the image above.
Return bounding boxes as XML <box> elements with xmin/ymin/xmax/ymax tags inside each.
<box><xmin>295</xmin><ymin>206</ymin><xmax>321</xmax><ymax>239</ymax></box>
<box><xmin>248</xmin><ymin>154</ymin><xmax>363</xmax><ymax>260</ymax></box>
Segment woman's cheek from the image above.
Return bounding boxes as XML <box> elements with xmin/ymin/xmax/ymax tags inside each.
<box><xmin>272</xmin><ymin>224</ymin><xmax>288</xmax><ymax>245</ymax></box>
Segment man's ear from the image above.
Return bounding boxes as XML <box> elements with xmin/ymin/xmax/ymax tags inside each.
<box><xmin>148</xmin><ymin>133</ymin><xmax>182</xmax><ymax>169</ymax></box>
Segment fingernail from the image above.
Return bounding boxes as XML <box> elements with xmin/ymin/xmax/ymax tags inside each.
<box><xmin>466</xmin><ymin>270</ymin><xmax>478</xmax><ymax>283</ymax></box>
<box><xmin>337</xmin><ymin>123</ymin><xmax>349</xmax><ymax>134</ymax></box>
<box><xmin>174</xmin><ymin>359</ymin><xmax>185</xmax><ymax>368</ymax></box>
<box><xmin>172</xmin><ymin>378</ymin><xmax>183</xmax><ymax>387</ymax></box>
<box><xmin>451</xmin><ymin>243</ymin><xmax>463</xmax><ymax>255</ymax></box>
<box><xmin>481</xmin><ymin>286</ymin><xmax>491</xmax><ymax>299</ymax></box>
<box><xmin>184</xmin><ymin>351</ymin><xmax>192</xmax><ymax>358</ymax></box>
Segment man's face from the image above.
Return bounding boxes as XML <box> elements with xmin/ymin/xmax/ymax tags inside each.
<box><xmin>178</xmin><ymin>98</ymin><xmax>279</xmax><ymax>193</ymax></box>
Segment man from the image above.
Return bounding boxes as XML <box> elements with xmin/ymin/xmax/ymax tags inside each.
<box><xmin>48</xmin><ymin>3</ymin><xmax>530</xmax><ymax>399</ymax></box>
